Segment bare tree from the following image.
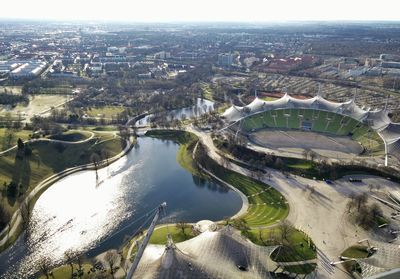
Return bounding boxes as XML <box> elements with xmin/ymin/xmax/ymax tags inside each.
<box><xmin>20</xmin><ymin>199</ymin><xmax>31</xmax><ymax>232</ymax></box>
<box><xmin>38</xmin><ymin>257</ymin><xmax>52</xmax><ymax>279</ymax></box>
<box><xmin>302</xmin><ymin>149</ymin><xmax>309</xmax><ymax>160</ymax></box>
<box><xmin>368</xmin><ymin>184</ymin><xmax>374</xmax><ymax>192</ymax></box>
<box><xmin>355</xmin><ymin>193</ymin><xmax>368</xmax><ymax>212</ymax></box>
<box><xmin>64</xmin><ymin>249</ymin><xmax>76</xmax><ymax>277</ymax></box>
<box><xmin>346</xmin><ymin>198</ymin><xmax>356</xmax><ymax>213</ymax></box>
<box><xmin>0</xmin><ymin>203</ymin><xmax>10</xmax><ymax>232</ymax></box>
<box><xmin>309</xmin><ymin>151</ymin><xmax>317</xmax><ymax>163</ymax></box>
<box><xmin>176</xmin><ymin>221</ymin><xmax>188</xmax><ymax>236</ymax></box>
<box><xmin>90</xmin><ymin>153</ymin><xmax>101</xmax><ymax>183</ymax></box>
<box><xmin>255</xmin><ymin>170</ymin><xmax>264</xmax><ymax>181</ymax></box>
<box><xmin>370</xmin><ymin>203</ymin><xmax>382</xmax><ymax>219</ymax></box>
<box><xmin>279</xmin><ymin>220</ymin><xmax>291</xmax><ymax>243</ymax></box>
<box><xmin>104</xmin><ymin>250</ymin><xmax>119</xmax><ymax>278</ymax></box>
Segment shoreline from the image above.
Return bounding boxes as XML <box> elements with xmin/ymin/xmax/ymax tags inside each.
<box><xmin>191</xmin><ymin>141</ymin><xmax>249</xmax><ymax>220</ymax></box>
<box><xmin>0</xmin><ymin>136</ymin><xmax>135</xmax><ymax>253</ymax></box>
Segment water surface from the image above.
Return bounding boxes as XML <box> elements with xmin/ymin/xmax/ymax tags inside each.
<box><xmin>0</xmin><ymin>137</ymin><xmax>241</xmax><ymax>278</ymax></box>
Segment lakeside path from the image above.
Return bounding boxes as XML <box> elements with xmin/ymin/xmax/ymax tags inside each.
<box><xmin>0</xmin><ymin>135</ymin><xmax>134</xmax><ymax>251</ymax></box>
<box><xmin>0</xmin><ymin>131</ymin><xmax>95</xmax><ymax>155</ymax></box>
<box><xmin>185</xmin><ymin>125</ymin><xmax>400</xmax><ymax>279</ymax></box>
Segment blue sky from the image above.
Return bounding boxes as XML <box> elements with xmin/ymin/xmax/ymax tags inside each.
<box><xmin>1</xmin><ymin>0</ymin><xmax>398</xmax><ymax>22</ymax></box>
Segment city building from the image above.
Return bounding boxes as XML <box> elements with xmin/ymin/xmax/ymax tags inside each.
<box><xmin>218</xmin><ymin>53</ymin><xmax>234</xmax><ymax>67</ymax></box>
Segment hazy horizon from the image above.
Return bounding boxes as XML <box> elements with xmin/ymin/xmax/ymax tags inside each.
<box><xmin>1</xmin><ymin>0</ymin><xmax>399</xmax><ymax>22</ymax></box>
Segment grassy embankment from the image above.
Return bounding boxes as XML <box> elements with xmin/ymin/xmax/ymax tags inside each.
<box><xmin>0</xmin><ymin>130</ymin><xmax>127</xmax><ymax>251</ymax></box>
<box><xmin>214</xmin><ymin>138</ymin><xmax>400</xmax><ymax>182</ymax></box>
<box><xmin>83</xmin><ymin>106</ymin><xmax>126</xmax><ymax>118</ymax></box>
<box><xmin>246</xmin><ymin>226</ymin><xmax>317</xmax><ymax>274</ymax></box>
<box><xmin>0</xmin><ymin>128</ymin><xmax>32</xmax><ymax>151</ymax></box>
<box><xmin>148</xmin><ymin>130</ymin><xmax>289</xmax><ymax>227</ymax></box>
<box><xmin>39</xmin><ymin>264</ymin><xmax>93</xmax><ymax>279</ymax></box>
<box><xmin>149</xmin><ymin>225</ymin><xmax>196</xmax><ymax>245</ymax></box>
<box><xmin>340</xmin><ymin>245</ymin><xmax>370</xmax><ymax>274</ymax></box>
<box><xmin>196</xmin><ymin>143</ymin><xmax>289</xmax><ymax>227</ymax></box>
<box><xmin>48</xmin><ymin>130</ymin><xmax>92</xmax><ymax>142</ymax></box>
<box><xmin>248</xmin><ymin>226</ymin><xmax>316</xmax><ymax>262</ymax></box>
<box><xmin>201</xmin><ymin>83</ymin><xmax>214</xmax><ymax>101</ymax></box>
<box><xmin>46</xmin><ymin>225</ymin><xmax>197</xmax><ymax>279</ymax></box>
<box><xmin>145</xmin><ymin>129</ymin><xmax>203</xmax><ymax>177</ymax></box>
<box><xmin>131</xmin><ymin>130</ymin><xmax>313</xmax><ymax>274</ymax></box>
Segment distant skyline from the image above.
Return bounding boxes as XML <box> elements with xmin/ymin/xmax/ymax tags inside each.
<box><xmin>1</xmin><ymin>0</ymin><xmax>399</xmax><ymax>22</ymax></box>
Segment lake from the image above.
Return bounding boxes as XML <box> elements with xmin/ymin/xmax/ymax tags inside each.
<box><xmin>0</xmin><ymin>137</ymin><xmax>242</xmax><ymax>278</ymax></box>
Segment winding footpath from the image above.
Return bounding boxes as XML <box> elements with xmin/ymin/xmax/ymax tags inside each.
<box><xmin>0</xmin><ymin>131</ymin><xmax>95</xmax><ymax>156</ymax></box>
<box><xmin>0</xmin><ymin>134</ymin><xmax>134</xmax><ymax>251</ymax></box>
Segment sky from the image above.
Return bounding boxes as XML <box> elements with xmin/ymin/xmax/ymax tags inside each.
<box><xmin>0</xmin><ymin>0</ymin><xmax>399</xmax><ymax>22</ymax></box>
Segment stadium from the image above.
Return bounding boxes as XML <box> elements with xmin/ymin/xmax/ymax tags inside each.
<box><xmin>222</xmin><ymin>94</ymin><xmax>400</xmax><ymax>167</ymax></box>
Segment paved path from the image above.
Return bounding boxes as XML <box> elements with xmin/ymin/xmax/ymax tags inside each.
<box><xmin>0</xmin><ymin>135</ymin><xmax>133</xmax><ymax>249</ymax></box>
<box><xmin>186</xmin><ymin>126</ymin><xmax>400</xmax><ymax>279</ymax></box>
<box><xmin>0</xmin><ymin>131</ymin><xmax>95</xmax><ymax>156</ymax></box>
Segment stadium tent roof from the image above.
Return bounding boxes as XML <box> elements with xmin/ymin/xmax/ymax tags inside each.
<box><xmin>221</xmin><ymin>94</ymin><xmax>400</xmax><ymax>163</ymax></box>
<box><xmin>354</xmin><ymin>242</ymin><xmax>400</xmax><ymax>278</ymax></box>
<box><xmin>132</xmin><ymin>226</ymin><xmax>279</xmax><ymax>279</ymax></box>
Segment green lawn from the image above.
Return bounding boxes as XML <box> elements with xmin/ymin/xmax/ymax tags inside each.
<box><xmin>341</xmin><ymin>245</ymin><xmax>369</xmax><ymax>259</ymax></box>
<box><xmin>39</xmin><ymin>263</ymin><xmax>96</xmax><ymax>279</ymax></box>
<box><xmin>90</xmin><ymin>126</ymin><xmax>118</xmax><ymax>132</ymax></box>
<box><xmin>0</xmin><ymin>133</ymin><xmax>125</xmax><ymax>230</ymax></box>
<box><xmin>261</xmin><ymin>96</ymin><xmax>279</xmax><ymax>101</ymax></box>
<box><xmin>197</xmin><ymin>144</ymin><xmax>289</xmax><ymax>227</ymax></box>
<box><xmin>284</xmin><ymin>263</ymin><xmax>317</xmax><ymax>274</ymax></box>
<box><xmin>248</xmin><ymin>227</ymin><xmax>316</xmax><ymax>262</ymax></box>
<box><xmin>0</xmin><ymin>128</ymin><xmax>32</xmax><ymax>151</ymax></box>
<box><xmin>84</xmin><ymin>106</ymin><xmax>126</xmax><ymax>118</ymax></box>
<box><xmin>149</xmin><ymin>225</ymin><xmax>196</xmax><ymax>245</ymax></box>
<box><xmin>48</xmin><ymin>130</ymin><xmax>92</xmax><ymax>142</ymax></box>
<box><xmin>341</xmin><ymin>245</ymin><xmax>369</xmax><ymax>274</ymax></box>
<box><xmin>146</xmin><ymin>130</ymin><xmax>202</xmax><ymax>176</ymax></box>
<box><xmin>201</xmin><ymin>84</ymin><xmax>214</xmax><ymax>100</ymax></box>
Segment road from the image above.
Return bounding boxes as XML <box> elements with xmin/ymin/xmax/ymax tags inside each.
<box><xmin>186</xmin><ymin>126</ymin><xmax>400</xmax><ymax>279</ymax></box>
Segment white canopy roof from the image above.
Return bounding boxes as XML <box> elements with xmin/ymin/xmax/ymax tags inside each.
<box><xmin>221</xmin><ymin>94</ymin><xmax>400</xmax><ymax>161</ymax></box>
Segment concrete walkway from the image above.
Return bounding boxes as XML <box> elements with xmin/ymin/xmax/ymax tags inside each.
<box><xmin>185</xmin><ymin>126</ymin><xmax>400</xmax><ymax>279</ymax></box>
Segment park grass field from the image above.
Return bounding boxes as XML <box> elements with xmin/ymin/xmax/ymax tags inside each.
<box><xmin>197</xmin><ymin>144</ymin><xmax>289</xmax><ymax>227</ymax></box>
<box><xmin>90</xmin><ymin>126</ymin><xmax>119</xmax><ymax>132</ymax></box>
<box><xmin>149</xmin><ymin>130</ymin><xmax>288</xmax><ymax>227</ymax></box>
<box><xmin>284</xmin><ymin>263</ymin><xmax>317</xmax><ymax>274</ymax></box>
<box><xmin>39</xmin><ymin>263</ymin><xmax>94</xmax><ymax>279</ymax></box>
<box><xmin>0</xmin><ymin>132</ymin><xmax>125</xmax><ymax>223</ymax></box>
<box><xmin>48</xmin><ymin>130</ymin><xmax>92</xmax><ymax>142</ymax></box>
<box><xmin>149</xmin><ymin>225</ymin><xmax>195</xmax><ymax>245</ymax></box>
<box><xmin>341</xmin><ymin>245</ymin><xmax>369</xmax><ymax>258</ymax></box>
<box><xmin>4</xmin><ymin>94</ymin><xmax>69</xmax><ymax>119</ymax></box>
<box><xmin>212</xmin><ymin>170</ymin><xmax>288</xmax><ymax>227</ymax></box>
<box><xmin>201</xmin><ymin>83</ymin><xmax>214</xmax><ymax>101</ymax></box>
<box><xmin>248</xmin><ymin>227</ymin><xmax>316</xmax><ymax>262</ymax></box>
<box><xmin>0</xmin><ymin>128</ymin><xmax>32</xmax><ymax>151</ymax></box>
<box><xmin>84</xmin><ymin>106</ymin><xmax>126</xmax><ymax>118</ymax></box>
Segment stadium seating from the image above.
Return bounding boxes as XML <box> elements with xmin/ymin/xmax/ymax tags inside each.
<box><xmin>239</xmin><ymin>108</ymin><xmax>384</xmax><ymax>152</ymax></box>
